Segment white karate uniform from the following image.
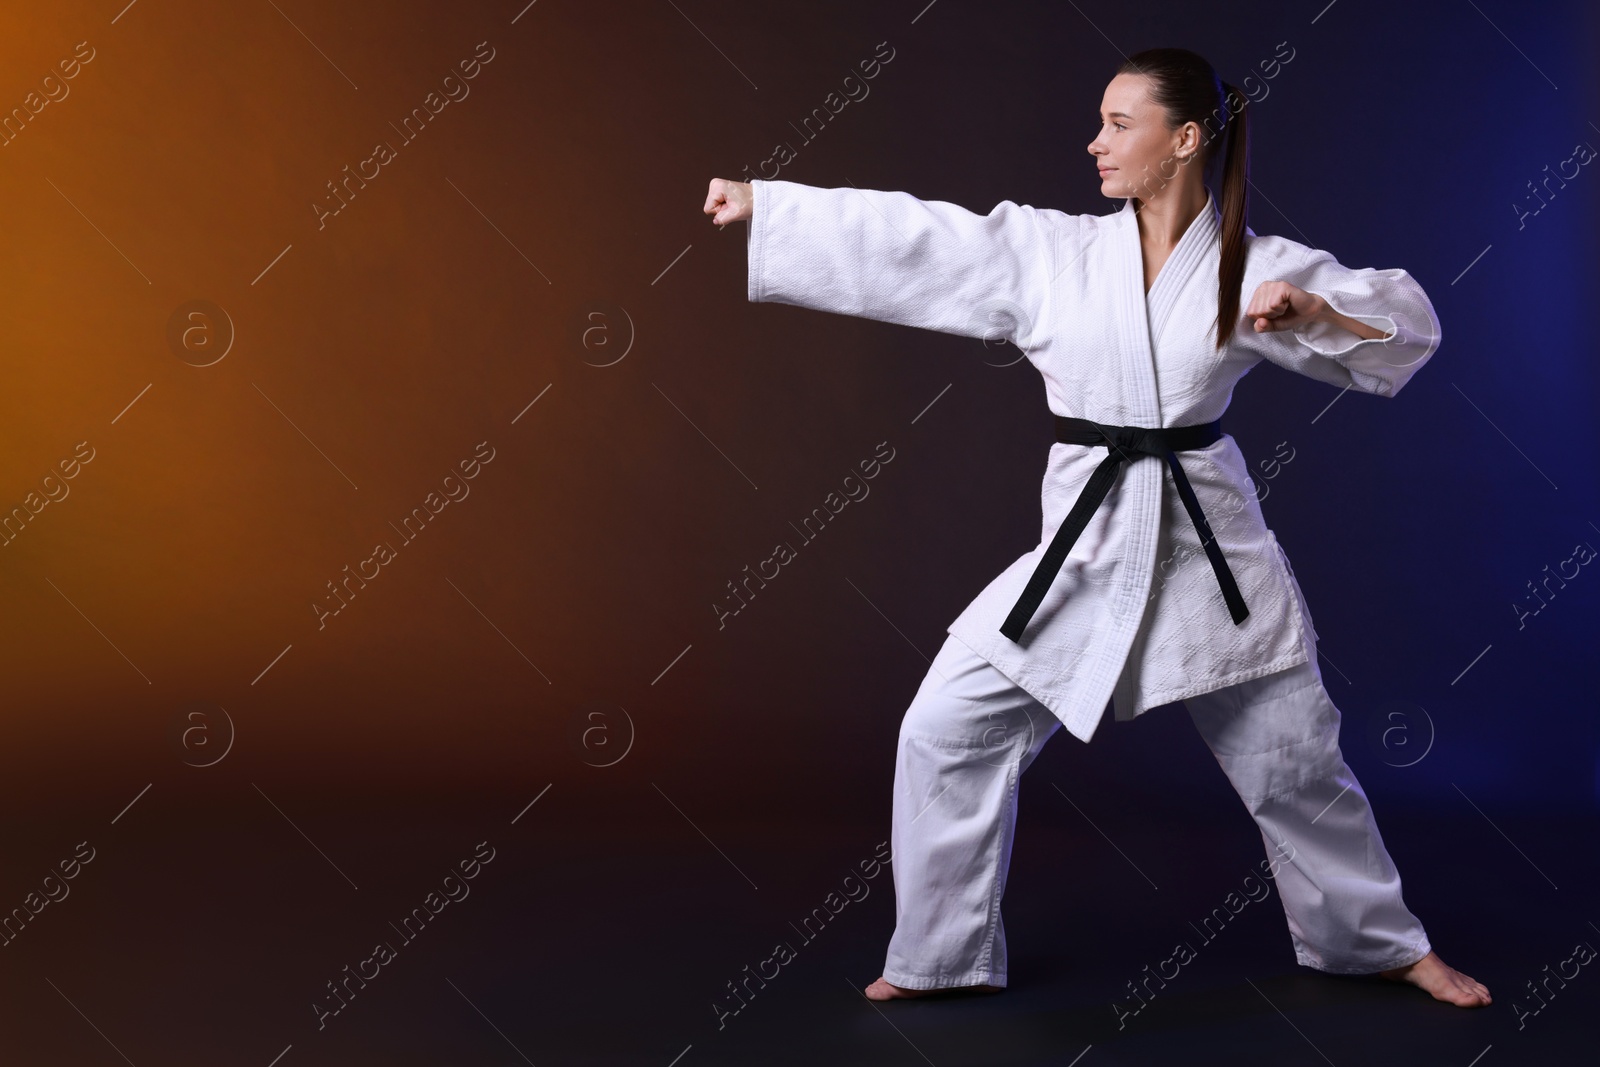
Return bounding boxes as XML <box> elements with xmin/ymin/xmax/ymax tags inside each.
<box><xmin>743</xmin><ymin>179</ymin><xmax>1440</xmax><ymax>986</ymax></box>
<box><xmin>746</xmin><ymin>178</ymin><xmax>1441</xmax><ymax>744</ymax></box>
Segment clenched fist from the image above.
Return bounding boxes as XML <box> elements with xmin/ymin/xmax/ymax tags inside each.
<box><xmin>1244</xmin><ymin>280</ymin><xmax>1328</xmax><ymax>333</ymax></box>
<box><xmin>704</xmin><ymin>179</ymin><xmax>753</xmax><ymax>227</ymax></box>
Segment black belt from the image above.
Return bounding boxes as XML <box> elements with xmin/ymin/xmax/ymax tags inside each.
<box><xmin>998</xmin><ymin>415</ymin><xmax>1250</xmax><ymax>643</ymax></box>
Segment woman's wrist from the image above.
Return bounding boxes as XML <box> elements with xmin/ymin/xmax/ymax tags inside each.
<box><xmin>1311</xmin><ymin>298</ymin><xmax>1387</xmax><ymax>340</ymax></box>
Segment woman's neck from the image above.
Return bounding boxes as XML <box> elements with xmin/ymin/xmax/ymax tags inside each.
<box><xmin>1135</xmin><ymin>184</ymin><xmax>1210</xmax><ymax>248</ymax></box>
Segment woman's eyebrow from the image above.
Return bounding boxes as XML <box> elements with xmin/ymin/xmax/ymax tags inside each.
<box><xmin>1100</xmin><ymin>110</ymin><xmax>1133</xmax><ymax>119</ymax></box>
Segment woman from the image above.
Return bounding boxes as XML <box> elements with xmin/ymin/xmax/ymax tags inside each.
<box><xmin>703</xmin><ymin>48</ymin><xmax>1490</xmax><ymax>1009</ymax></box>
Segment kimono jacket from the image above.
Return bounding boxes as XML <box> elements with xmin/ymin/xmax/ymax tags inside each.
<box><xmin>744</xmin><ymin>178</ymin><xmax>1441</xmax><ymax>743</ymax></box>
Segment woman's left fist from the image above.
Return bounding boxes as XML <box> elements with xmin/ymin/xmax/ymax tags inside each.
<box><xmin>1244</xmin><ymin>280</ymin><xmax>1326</xmax><ymax>333</ymax></box>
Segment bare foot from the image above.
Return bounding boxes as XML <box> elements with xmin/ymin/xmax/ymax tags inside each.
<box><xmin>1378</xmin><ymin>950</ymin><xmax>1491</xmax><ymax>1007</ymax></box>
<box><xmin>864</xmin><ymin>976</ymin><xmax>1004</xmax><ymax>1001</ymax></box>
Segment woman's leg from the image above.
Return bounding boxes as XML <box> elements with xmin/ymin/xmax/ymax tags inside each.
<box><xmin>881</xmin><ymin>633</ymin><xmax>1061</xmax><ymax>990</ymax></box>
<box><xmin>1182</xmin><ymin>658</ymin><xmax>1432</xmax><ymax>974</ymax></box>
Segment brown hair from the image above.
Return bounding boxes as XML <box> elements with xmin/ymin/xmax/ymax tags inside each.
<box><xmin>1114</xmin><ymin>48</ymin><xmax>1250</xmax><ymax>349</ymax></box>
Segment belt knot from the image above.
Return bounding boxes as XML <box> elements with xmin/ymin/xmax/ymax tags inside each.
<box><xmin>1097</xmin><ymin>422</ymin><xmax>1168</xmax><ymax>460</ymax></box>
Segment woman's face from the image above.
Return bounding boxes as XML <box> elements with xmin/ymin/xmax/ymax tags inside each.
<box><xmin>1087</xmin><ymin>73</ymin><xmax>1196</xmax><ymax>201</ymax></box>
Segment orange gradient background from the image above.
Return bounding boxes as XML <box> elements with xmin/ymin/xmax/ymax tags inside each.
<box><xmin>0</xmin><ymin>1</ymin><xmax>1065</xmax><ymax>817</ymax></box>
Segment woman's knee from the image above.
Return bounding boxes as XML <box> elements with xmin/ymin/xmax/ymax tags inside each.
<box><xmin>898</xmin><ymin>635</ymin><xmax>1052</xmax><ymax>757</ymax></box>
<box><xmin>1186</xmin><ymin>669</ymin><xmax>1346</xmax><ymax>802</ymax></box>
<box><xmin>1186</xmin><ymin>665</ymin><xmax>1339</xmax><ymax>756</ymax></box>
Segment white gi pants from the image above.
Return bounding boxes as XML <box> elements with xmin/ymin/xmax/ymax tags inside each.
<box><xmin>881</xmin><ymin>633</ymin><xmax>1433</xmax><ymax>990</ymax></box>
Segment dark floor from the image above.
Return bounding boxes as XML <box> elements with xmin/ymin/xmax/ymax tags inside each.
<box><xmin>0</xmin><ymin>787</ymin><xmax>1593</xmax><ymax>1066</ymax></box>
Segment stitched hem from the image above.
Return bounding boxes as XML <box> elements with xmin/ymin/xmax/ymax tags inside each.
<box><xmin>1295</xmin><ymin>936</ymin><xmax>1431</xmax><ymax>975</ymax></box>
<box><xmin>1137</xmin><ymin>646</ymin><xmax>1312</xmax><ymax>714</ymax></box>
<box><xmin>879</xmin><ymin>967</ymin><xmax>1007</xmax><ymax>990</ymax></box>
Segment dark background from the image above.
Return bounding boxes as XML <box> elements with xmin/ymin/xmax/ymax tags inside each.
<box><xmin>0</xmin><ymin>1</ymin><xmax>1594</xmax><ymax>1064</ymax></box>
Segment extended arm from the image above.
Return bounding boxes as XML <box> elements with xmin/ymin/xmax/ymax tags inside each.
<box><xmin>720</xmin><ymin>177</ymin><xmax>1058</xmax><ymax>349</ymax></box>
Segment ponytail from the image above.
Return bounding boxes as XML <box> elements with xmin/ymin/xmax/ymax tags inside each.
<box><xmin>1213</xmin><ymin>82</ymin><xmax>1250</xmax><ymax>350</ymax></box>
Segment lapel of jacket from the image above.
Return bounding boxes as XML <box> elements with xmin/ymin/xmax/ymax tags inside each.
<box><xmin>1114</xmin><ymin>198</ymin><xmax>1162</xmax><ymax>426</ymax></box>
<box><xmin>1115</xmin><ymin>193</ymin><xmax>1222</xmax><ymax>426</ymax></box>
<box><xmin>1147</xmin><ymin>190</ymin><xmax>1221</xmax><ymax>345</ymax></box>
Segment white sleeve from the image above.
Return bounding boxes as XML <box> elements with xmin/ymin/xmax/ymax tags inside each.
<box><xmin>1241</xmin><ymin>237</ymin><xmax>1442</xmax><ymax>398</ymax></box>
<box><xmin>745</xmin><ymin>178</ymin><xmax>1057</xmax><ymax>350</ymax></box>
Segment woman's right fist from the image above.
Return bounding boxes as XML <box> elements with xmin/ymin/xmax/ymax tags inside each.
<box><xmin>704</xmin><ymin>179</ymin><xmax>753</xmax><ymax>226</ymax></box>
